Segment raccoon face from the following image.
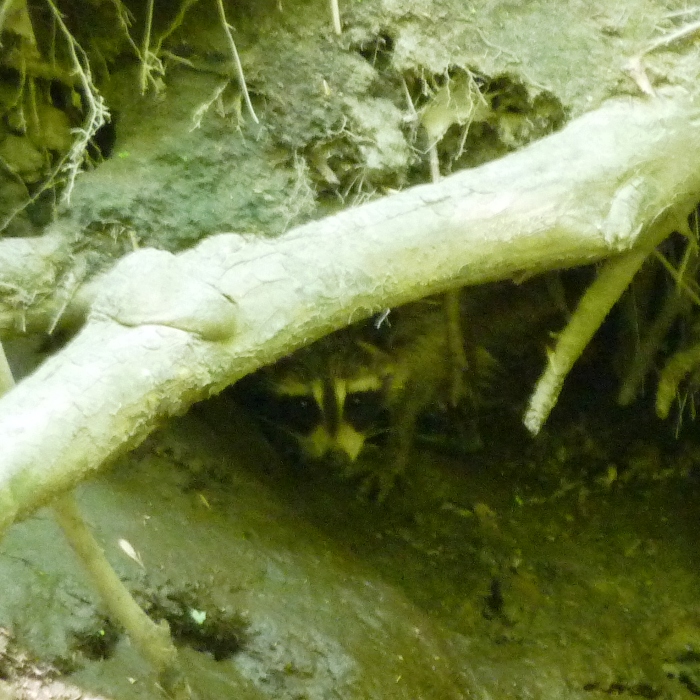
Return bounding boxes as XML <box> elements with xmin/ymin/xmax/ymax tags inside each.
<box><xmin>264</xmin><ymin>370</ymin><xmax>390</xmax><ymax>463</ymax></box>
<box><xmin>237</xmin><ymin>305</ymin><xmax>452</xmax><ymax>469</ymax></box>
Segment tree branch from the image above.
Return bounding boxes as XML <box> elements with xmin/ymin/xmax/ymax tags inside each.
<box><xmin>0</xmin><ymin>87</ymin><xmax>699</xmax><ymax>533</ymax></box>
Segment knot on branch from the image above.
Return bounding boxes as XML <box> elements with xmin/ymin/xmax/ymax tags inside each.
<box><xmin>92</xmin><ymin>248</ymin><xmax>238</xmax><ymax>342</ymax></box>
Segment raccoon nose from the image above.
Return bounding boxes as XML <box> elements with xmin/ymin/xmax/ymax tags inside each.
<box><xmin>326</xmin><ymin>449</ymin><xmax>353</xmax><ymax>469</ymax></box>
<box><xmin>333</xmin><ymin>422</ymin><xmax>366</xmax><ymax>462</ymax></box>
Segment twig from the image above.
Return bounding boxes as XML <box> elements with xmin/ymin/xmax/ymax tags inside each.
<box><xmin>107</xmin><ymin>0</ymin><xmax>142</xmax><ymax>62</ymax></box>
<box><xmin>190</xmin><ymin>80</ymin><xmax>228</xmax><ymax>131</ymax></box>
<box><xmin>214</xmin><ymin>0</ymin><xmax>258</xmax><ymax>124</ymax></box>
<box><xmin>44</xmin><ymin>0</ymin><xmax>109</xmax><ymax>203</ymax></box>
<box><xmin>155</xmin><ymin>0</ymin><xmax>201</xmax><ymax>53</ymax></box>
<box><xmin>643</xmin><ymin>18</ymin><xmax>700</xmax><ymax>55</ymax></box>
<box><xmin>652</xmin><ymin>248</ymin><xmax>700</xmax><ymax>306</ymax></box>
<box><xmin>626</xmin><ymin>18</ymin><xmax>700</xmax><ymax>96</ymax></box>
<box><xmin>617</xmin><ymin>263</ymin><xmax>695</xmax><ymax>406</ymax></box>
<box><xmin>53</xmin><ymin>493</ymin><xmax>192</xmax><ymax>699</ymax></box>
<box><xmin>625</xmin><ymin>241</ymin><xmax>700</xmax><ymax>384</ymax></box>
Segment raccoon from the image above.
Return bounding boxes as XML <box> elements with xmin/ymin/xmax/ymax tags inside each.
<box><xmin>236</xmin><ymin>278</ymin><xmax>564</xmax><ymax>498</ymax></box>
<box><xmin>236</xmin><ymin>295</ymin><xmax>496</xmax><ymax>498</ymax></box>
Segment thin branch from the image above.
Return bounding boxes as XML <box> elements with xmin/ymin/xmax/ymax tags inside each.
<box><xmin>107</xmin><ymin>0</ymin><xmax>142</xmax><ymax>62</ymax></box>
<box><xmin>153</xmin><ymin>0</ymin><xmax>202</xmax><ymax>55</ymax></box>
<box><xmin>53</xmin><ymin>494</ymin><xmax>192</xmax><ymax>699</ymax></box>
<box><xmin>644</xmin><ymin>18</ymin><xmax>700</xmax><ymax>55</ymax></box>
<box><xmin>0</xmin><ymin>338</ymin><xmax>192</xmax><ymax>697</ymax></box>
<box><xmin>625</xmin><ymin>18</ymin><xmax>700</xmax><ymax>96</ymax></box>
<box><xmin>214</xmin><ymin>0</ymin><xmax>258</xmax><ymax>124</ymax></box>
<box><xmin>652</xmin><ymin>248</ymin><xmax>700</xmax><ymax>306</ymax></box>
<box><xmin>618</xmin><ymin>275</ymin><xmax>694</xmax><ymax>406</ymax></box>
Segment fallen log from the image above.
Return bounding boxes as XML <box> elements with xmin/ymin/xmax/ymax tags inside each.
<box><xmin>0</xmin><ymin>86</ymin><xmax>699</xmax><ymax>533</ymax></box>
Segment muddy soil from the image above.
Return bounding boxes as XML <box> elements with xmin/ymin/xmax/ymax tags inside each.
<box><xmin>2</xmin><ymin>381</ymin><xmax>700</xmax><ymax>699</ymax></box>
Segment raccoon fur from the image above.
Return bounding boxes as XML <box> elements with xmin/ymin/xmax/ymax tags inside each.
<box><xmin>236</xmin><ymin>278</ymin><xmax>565</xmax><ymax>498</ymax></box>
<box><xmin>235</xmin><ymin>295</ymin><xmax>498</xmax><ymax>498</ymax></box>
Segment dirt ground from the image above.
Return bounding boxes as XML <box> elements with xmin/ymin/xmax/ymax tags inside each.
<box><xmin>2</xmin><ymin>0</ymin><xmax>700</xmax><ymax>697</ymax></box>
<box><xmin>2</xmin><ymin>375</ymin><xmax>700</xmax><ymax>699</ymax></box>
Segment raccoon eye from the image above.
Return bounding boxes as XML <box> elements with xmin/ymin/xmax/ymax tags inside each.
<box><xmin>237</xmin><ymin>385</ymin><xmax>322</xmax><ymax>435</ymax></box>
<box><xmin>343</xmin><ymin>390</ymin><xmax>387</xmax><ymax>431</ymax></box>
<box><xmin>281</xmin><ymin>395</ymin><xmax>321</xmax><ymax>434</ymax></box>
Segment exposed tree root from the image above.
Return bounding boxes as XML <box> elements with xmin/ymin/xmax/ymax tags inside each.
<box><xmin>53</xmin><ymin>494</ymin><xmax>193</xmax><ymax>700</ymax></box>
<box><xmin>524</xmin><ymin>214</ymin><xmax>679</xmax><ymax>435</ymax></box>
<box><xmin>657</xmin><ymin>341</ymin><xmax>700</xmax><ymax>420</ymax></box>
<box><xmin>44</xmin><ymin>0</ymin><xmax>109</xmax><ymax>204</ymax></box>
<box><xmin>0</xmin><ymin>341</ymin><xmax>194</xmax><ymax>699</ymax></box>
<box><xmin>618</xmin><ymin>239</ymin><xmax>699</xmax><ymax>406</ymax></box>
<box><xmin>330</xmin><ymin>0</ymin><xmax>341</xmax><ymax>34</ymax></box>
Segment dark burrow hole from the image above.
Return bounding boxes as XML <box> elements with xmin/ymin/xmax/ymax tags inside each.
<box><xmin>583</xmin><ymin>681</ymin><xmax>660</xmax><ymax>697</ymax></box>
<box><xmin>88</xmin><ymin>112</ymin><xmax>118</xmax><ymax>161</ymax></box>
<box><xmin>71</xmin><ymin>617</ymin><xmax>121</xmax><ymax>662</ymax></box>
<box><xmin>143</xmin><ymin>584</ymin><xmax>249</xmax><ymax>661</ymax></box>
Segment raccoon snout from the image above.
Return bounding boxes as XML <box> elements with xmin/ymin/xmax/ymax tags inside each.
<box><xmin>302</xmin><ymin>422</ymin><xmax>367</xmax><ymax>463</ymax></box>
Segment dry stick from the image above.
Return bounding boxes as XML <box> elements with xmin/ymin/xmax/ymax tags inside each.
<box><xmin>214</xmin><ymin>0</ymin><xmax>258</xmax><ymax>124</ymax></box>
<box><xmin>0</xmin><ymin>345</ymin><xmax>191</xmax><ymax>699</ymax></box>
<box><xmin>329</xmin><ymin>0</ymin><xmax>341</xmax><ymax>34</ymax></box>
<box><xmin>524</xmin><ymin>216</ymin><xmax>677</xmax><ymax>435</ymax></box>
